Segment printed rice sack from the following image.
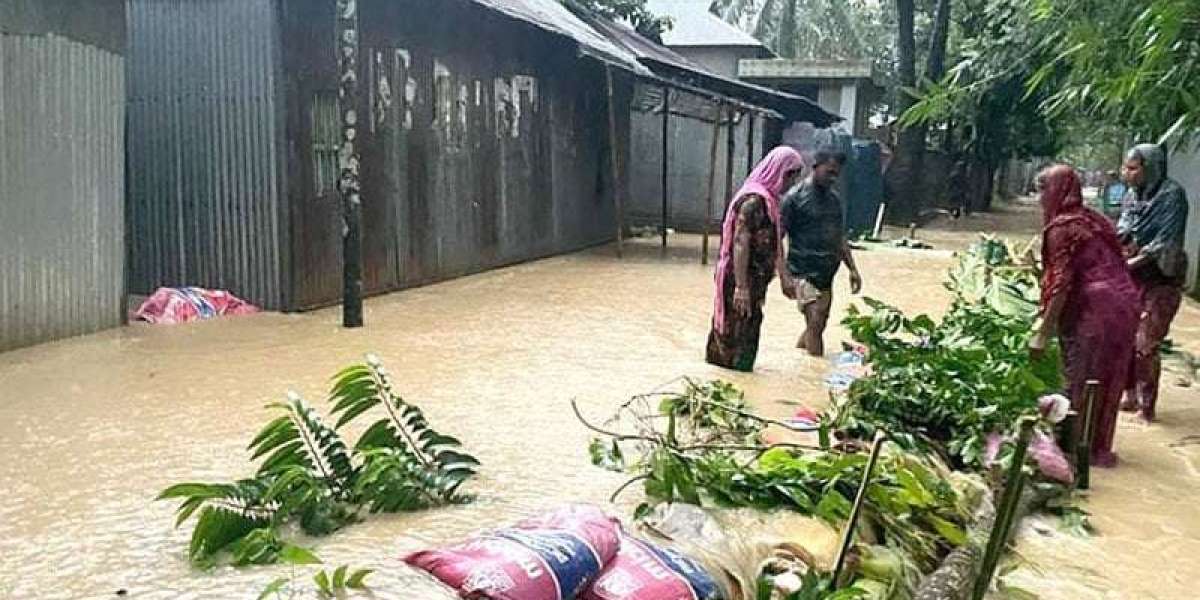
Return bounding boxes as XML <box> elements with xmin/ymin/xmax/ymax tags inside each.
<box><xmin>584</xmin><ymin>532</ymin><xmax>723</xmax><ymax>600</ymax></box>
<box><xmin>404</xmin><ymin>504</ymin><xmax>621</xmax><ymax>600</ymax></box>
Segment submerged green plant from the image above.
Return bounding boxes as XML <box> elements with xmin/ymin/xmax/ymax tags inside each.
<box><xmin>836</xmin><ymin>238</ymin><xmax>1062</xmax><ymax>470</ymax></box>
<box><xmin>581</xmin><ymin>381</ymin><xmax>974</xmax><ymax>592</ymax></box>
<box><xmin>159</xmin><ymin>355</ymin><xmax>479</xmax><ymax>567</ymax></box>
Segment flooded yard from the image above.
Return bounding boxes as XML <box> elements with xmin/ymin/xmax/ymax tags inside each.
<box><xmin>0</xmin><ymin>202</ymin><xmax>1196</xmax><ymax>599</ymax></box>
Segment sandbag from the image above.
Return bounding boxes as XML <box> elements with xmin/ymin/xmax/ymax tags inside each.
<box><xmin>584</xmin><ymin>532</ymin><xmax>723</xmax><ymax>600</ymax></box>
<box><xmin>404</xmin><ymin>504</ymin><xmax>621</xmax><ymax>600</ymax></box>
<box><xmin>637</xmin><ymin>504</ymin><xmax>841</xmax><ymax>600</ymax></box>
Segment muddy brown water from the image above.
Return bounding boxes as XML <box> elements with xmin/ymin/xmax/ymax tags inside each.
<box><xmin>0</xmin><ymin>202</ymin><xmax>1196</xmax><ymax>599</ymax></box>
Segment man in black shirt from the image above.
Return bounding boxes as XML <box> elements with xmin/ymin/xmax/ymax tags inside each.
<box><xmin>780</xmin><ymin>148</ymin><xmax>862</xmax><ymax>357</ymax></box>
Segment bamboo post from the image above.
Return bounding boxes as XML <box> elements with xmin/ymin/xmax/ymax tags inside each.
<box><xmin>972</xmin><ymin>419</ymin><xmax>1035</xmax><ymax>600</ymax></box>
<box><xmin>661</xmin><ymin>87</ymin><xmax>670</xmax><ymax>250</ymax></box>
<box><xmin>606</xmin><ymin>67</ymin><xmax>624</xmax><ymax>258</ymax></box>
<box><xmin>702</xmin><ymin>106</ymin><xmax>723</xmax><ymax>265</ymax></box>
<box><xmin>1077</xmin><ymin>380</ymin><xmax>1101</xmax><ymax>490</ymax></box>
<box><xmin>831</xmin><ymin>430</ymin><xmax>887</xmax><ymax>589</ymax></box>
<box><xmin>723</xmin><ymin>110</ymin><xmax>736</xmax><ymax>216</ymax></box>
<box><xmin>336</xmin><ymin>0</ymin><xmax>364</xmax><ymax>328</ymax></box>
<box><xmin>745</xmin><ymin>112</ymin><xmax>756</xmax><ymax>176</ymax></box>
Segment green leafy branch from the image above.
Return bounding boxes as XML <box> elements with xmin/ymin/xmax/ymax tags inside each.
<box><xmin>158</xmin><ymin>355</ymin><xmax>480</xmax><ymax>567</ymax></box>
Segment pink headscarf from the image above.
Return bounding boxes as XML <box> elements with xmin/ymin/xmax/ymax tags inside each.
<box><xmin>712</xmin><ymin>146</ymin><xmax>807</xmax><ymax>333</ymax></box>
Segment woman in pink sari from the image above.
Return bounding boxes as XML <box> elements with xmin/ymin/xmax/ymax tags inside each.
<box><xmin>1029</xmin><ymin>165</ymin><xmax>1139</xmax><ymax>467</ymax></box>
<box><xmin>706</xmin><ymin>146</ymin><xmax>806</xmax><ymax>372</ymax></box>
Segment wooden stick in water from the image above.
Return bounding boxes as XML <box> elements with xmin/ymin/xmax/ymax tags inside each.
<box><xmin>831</xmin><ymin>430</ymin><xmax>887</xmax><ymax>589</ymax></box>
<box><xmin>606</xmin><ymin>66</ymin><xmax>624</xmax><ymax>259</ymax></box>
<box><xmin>702</xmin><ymin>106</ymin><xmax>722</xmax><ymax>265</ymax></box>
<box><xmin>1077</xmin><ymin>380</ymin><xmax>1100</xmax><ymax>490</ymax></box>
<box><xmin>973</xmin><ymin>419</ymin><xmax>1035</xmax><ymax>600</ymax></box>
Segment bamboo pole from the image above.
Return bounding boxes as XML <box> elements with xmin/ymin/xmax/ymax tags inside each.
<box><xmin>972</xmin><ymin>419</ymin><xmax>1035</xmax><ymax>600</ymax></box>
<box><xmin>831</xmin><ymin>430</ymin><xmax>887</xmax><ymax>589</ymax></box>
<box><xmin>702</xmin><ymin>106</ymin><xmax>723</xmax><ymax>265</ymax></box>
<box><xmin>661</xmin><ymin>87</ymin><xmax>670</xmax><ymax>250</ymax></box>
<box><xmin>724</xmin><ymin>110</ymin><xmax>737</xmax><ymax>216</ymax></box>
<box><xmin>745</xmin><ymin>112</ymin><xmax>756</xmax><ymax>176</ymax></box>
<box><xmin>1077</xmin><ymin>380</ymin><xmax>1101</xmax><ymax>490</ymax></box>
<box><xmin>606</xmin><ymin>67</ymin><xmax>624</xmax><ymax>258</ymax></box>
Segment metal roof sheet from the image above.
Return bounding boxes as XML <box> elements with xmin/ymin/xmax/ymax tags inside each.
<box><xmin>646</xmin><ymin>0</ymin><xmax>767</xmax><ymax>49</ymax></box>
<box><xmin>467</xmin><ymin>0</ymin><xmax>650</xmax><ymax>75</ymax></box>
<box><xmin>583</xmin><ymin>14</ymin><xmax>839</xmax><ymax>126</ymax></box>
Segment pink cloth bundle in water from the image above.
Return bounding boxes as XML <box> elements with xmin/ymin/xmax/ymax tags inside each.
<box><xmin>134</xmin><ymin>287</ymin><xmax>259</xmax><ymax>325</ymax></box>
<box><xmin>404</xmin><ymin>504</ymin><xmax>621</xmax><ymax>600</ymax></box>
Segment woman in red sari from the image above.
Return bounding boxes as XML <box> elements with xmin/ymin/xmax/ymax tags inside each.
<box><xmin>1029</xmin><ymin>165</ymin><xmax>1139</xmax><ymax>467</ymax></box>
<box><xmin>706</xmin><ymin>146</ymin><xmax>806</xmax><ymax>372</ymax></box>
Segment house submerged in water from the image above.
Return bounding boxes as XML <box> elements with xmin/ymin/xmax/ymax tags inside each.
<box><xmin>0</xmin><ymin>0</ymin><xmax>127</xmax><ymax>352</ymax></box>
<box><xmin>125</xmin><ymin>0</ymin><xmax>838</xmax><ymax>311</ymax></box>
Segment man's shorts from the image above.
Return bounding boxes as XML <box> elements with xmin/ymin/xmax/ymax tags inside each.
<box><xmin>796</xmin><ymin>278</ymin><xmax>833</xmax><ymax>310</ymax></box>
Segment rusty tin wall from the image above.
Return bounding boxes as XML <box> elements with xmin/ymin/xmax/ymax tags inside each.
<box><xmin>282</xmin><ymin>0</ymin><xmax>624</xmax><ymax>309</ymax></box>
<box><xmin>126</xmin><ymin>0</ymin><xmax>288</xmax><ymax>310</ymax></box>
<box><xmin>0</xmin><ymin>28</ymin><xmax>125</xmax><ymax>351</ymax></box>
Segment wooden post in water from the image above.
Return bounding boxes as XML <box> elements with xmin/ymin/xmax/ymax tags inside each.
<box><xmin>606</xmin><ymin>67</ymin><xmax>624</xmax><ymax>258</ymax></box>
<box><xmin>724</xmin><ymin>110</ymin><xmax>737</xmax><ymax>216</ymax></box>
<box><xmin>661</xmin><ymin>87</ymin><xmax>670</xmax><ymax>250</ymax></box>
<box><xmin>973</xmin><ymin>419</ymin><xmax>1035</xmax><ymax>600</ymax></box>
<box><xmin>831</xmin><ymin>430</ymin><xmax>887</xmax><ymax>589</ymax></box>
<box><xmin>745</xmin><ymin>112</ymin><xmax>756</xmax><ymax>175</ymax></box>
<box><xmin>702</xmin><ymin>106</ymin><xmax>723</xmax><ymax>265</ymax></box>
<box><xmin>1077</xmin><ymin>380</ymin><xmax>1101</xmax><ymax>490</ymax></box>
<box><xmin>336</xmin><ymin>0</ymin><xmax>363</xmax><ymax>328</ymax></box>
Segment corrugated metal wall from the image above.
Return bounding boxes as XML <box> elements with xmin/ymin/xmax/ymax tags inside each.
<box><xmin>283</xmin><ymin>0</ymin><xmax>621</xmax><ymax>309</ymax></box>
<box><xmin>0</xmin><ymin>32</ymin><xmax>125</xmax><ymax>352</ymax></box>
<box><xmin>126</xmin><ymin>0</ymin><xmax>287</xmax><ymax>309</ymax></box>
<box><xmin>629</xmin><ymin>85</ymin><xmax>757</xmax><ymax>232</ymax></box>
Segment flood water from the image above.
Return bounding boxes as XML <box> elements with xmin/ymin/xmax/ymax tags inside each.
<box><xmin>0</xmin><ymin>202</ymin><xmax>1196</xmax><ymax>599</ymax></box>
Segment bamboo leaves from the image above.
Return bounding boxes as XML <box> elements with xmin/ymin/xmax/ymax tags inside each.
<box><xmin>159</xmin><ymin>355</ymin><xmax>480</xmax><ymax>567</ymax></box>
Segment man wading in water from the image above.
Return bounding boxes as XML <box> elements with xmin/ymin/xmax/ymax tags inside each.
<box><xmin>780</xmin><ymin>148</ymin><xmax>862</xmax><ymax>357</ymax></box>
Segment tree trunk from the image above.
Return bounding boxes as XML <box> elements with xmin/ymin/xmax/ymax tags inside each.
<box><xmin>890</xmin><ymin>0</ymin><xmax>922</xmax><ymax>223</ymax></box>
<box><xmin>779</xmin><ymin>0</ymin><xmax>799</xmax><ymax>58</ymax></box>
<box><xmin>926</xmin><ymin>0</ymin><xmax>952</xmax><ymax>82</ymax></box>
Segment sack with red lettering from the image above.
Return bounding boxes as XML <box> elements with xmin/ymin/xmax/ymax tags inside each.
<box><xmin>403</xmin><ymin>504</ymin><xmax>621</xmax><ymax>600</ymax></box>
<box><xmin>583</xmin><ymin>532</ymin><xmax>724</xmax><ymax>600</ymax></box>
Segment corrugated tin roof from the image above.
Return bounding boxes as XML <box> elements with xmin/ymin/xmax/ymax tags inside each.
<box><xmin>467</xmin><ymin>0</ymin><xmax>650</xmax><ymax>75</ymax></box>
<box><xmin>646</xmin><ymin>0</ymin><xmax>767</xmax><ymax>49</ymax></box>
<box><xmin>583</xmin><ymin>14</ymin><xmax>839</xmax><ymax>126</ymax></box>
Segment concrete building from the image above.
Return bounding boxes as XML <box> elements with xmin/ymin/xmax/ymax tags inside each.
<box><xmin>738</xmin><ymin>59</ymin><xmax>879</xmax><ymax>137</ymax></box>
<box><xmin>646</xmin><ymin>0</ymin><xmax>774</xmax><ymax>78</ymax></box>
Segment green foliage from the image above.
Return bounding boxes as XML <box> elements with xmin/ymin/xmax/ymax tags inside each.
<box><xmin>657</xmin><ymin>378</ymin><xmax>765</xmax><ymax>442</ymax></box>
<box><xmin>586</xmin><ymin>380</ymin><xmax>974</xmax><ymax>588</ymax></box>
<box><xmin>837</xmin><ymin>238</ymin><xmax>1061</xmax><ymax>470</ymax></box>
<box><xmin>159</xmin><ymin>355</ymin><xmax>479</xmax><ymax>567</ymax></box>
<box><xmin>254</xmin><ymin>544</ymin><xmax>373</xmax><ymax>600</ymax></box>
<box><xmin>1027</xmin><ymin>0</ymin><xmax>1200</xmax><ymax>148</ymax></box>
<box><xmin>330</xmin><ymin>357</ymin><xmax>480</xmax><ymax>504</ymax></box>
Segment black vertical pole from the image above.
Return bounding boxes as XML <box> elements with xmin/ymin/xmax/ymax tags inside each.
<box><xmin>1077</xmin><ymin>380</ymin><xmax>1101</xmax><ymax>490</ymax></box>
<box><xmin>606</xmin><ymin>67</ymin><xmax>624</xmax><ymax>258</ymax></box>
<box><xmin>702</xmin><ymin>105</ymin><xmax>723</xmax><ymax>265</ymax></box>
<box><xmin>337</xmin><ymin>0</ymin><xmax>364</xmax><ymax>328</ymax></box>
<box><xmin>746</xmin><ymin>112</ymin><xmax>756</xmax><ymax>175</ymax></box>
<box><xmin>724</xmin><ymin>110</ymin><xmax>737</xmax><ymax>215</ymax></box>
<box><xmin>661</xmin><ymin>87</ymin><xmax>670</xmax><ymax>249</ymax></box>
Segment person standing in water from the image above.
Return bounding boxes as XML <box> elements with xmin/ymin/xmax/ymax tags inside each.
<box><xmin>779</xmin><ymin>148</ymin><xmax>862</xmax><ymax>357</ymax></box>
<box><xmin>1118</xmin><ymin>143</ymin><xmax>1190</xmax><ymax>422</ymax></box>
<box><xmin>1029</xmin><ymin>165</ymin><xmax>1139</xmax><ymax>467</ymax></box>
<box><xmin>706</xmin><ymin>146</ymin><xmax>807</xmax><ymax>372</ymax></box>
